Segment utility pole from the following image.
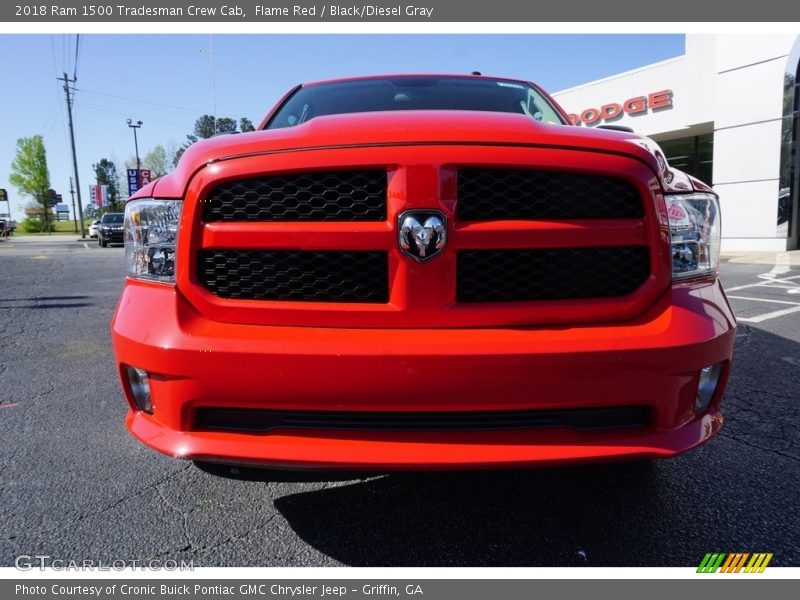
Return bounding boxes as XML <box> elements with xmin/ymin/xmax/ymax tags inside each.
<box><xmin>58</xmin><ymin>72</ymin><xmax>86</xmax><ymax>238</ymax></box>
<box><xmin>69</xmin><ymin>177</ymin><xmax>78</xmax><ymax>234</ymax></box>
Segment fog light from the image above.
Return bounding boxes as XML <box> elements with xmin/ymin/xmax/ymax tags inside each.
<box><xmin>126</xmin><ymin>366</ymin><xmax>153</xmax><ymax>413</ymax></box>
<box><xmin>695</xmin><ymin>363</ymin><xmax>723</xmax><ymax>414</ymax></box>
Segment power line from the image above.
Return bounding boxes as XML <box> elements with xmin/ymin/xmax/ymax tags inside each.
<box><xmin>75</xmin><ymin>100</ymin><xmax>191</xmax><ymax>129</ymax></box>
<box><xmin>73</xmin><ymin>34</ymin><xmax>80</xmax><ymax>81</ymax></box>
<box><xmin>41</xmin><ymin>98</ymin><xmax>60</xmax><ymax>132</ymax></box>
<box><xmin>73</xmin><ymin>87</ymin><xmax>205</xmax><ymax>114</ymax></box>
<box><xmin>49</xmin><ymin>36</ymin><xmax>71</xmax><ymax>154</ymax></box>
<box><xmin>49</xmin><ymin>35</ymin><xmax>58</xmax><ymax>75</ymax></box>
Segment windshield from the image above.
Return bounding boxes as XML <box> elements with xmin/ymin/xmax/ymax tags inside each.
<box><xmin>265</xmin><ymin>76</ymin><xmax>566</xmax><ymax>129</ymax></box>
<box><xmin>101</xmin><ymin>213</ymin><xmax>124</xmax><ymax>224</ymax></box>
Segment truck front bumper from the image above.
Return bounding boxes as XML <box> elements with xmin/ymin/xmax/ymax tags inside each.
<box><xmin>111</xmin><ymin>279</ymin><xmax>735</xmax><ymax>469</ymax></box>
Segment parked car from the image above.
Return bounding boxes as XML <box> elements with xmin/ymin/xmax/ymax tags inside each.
<box><xmin>88</xmin><ymin>220</ymin><xmax>101</xmax><ymax>238</ymax></box>
<box><xmin>98</xmin><ymin>213</ymin><xmax>124</xmax><ymax>247</ymax></box>
<box><xmin>111</xmin><ymin>74</ymin><xmax>735</xmax><ymax>470</ymax></box>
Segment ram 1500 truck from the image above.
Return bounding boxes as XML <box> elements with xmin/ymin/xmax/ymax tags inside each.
<box><xmin>111</xmin><ymin>74</ymin><xmax>735</xmax><ymax>469</ymax></box>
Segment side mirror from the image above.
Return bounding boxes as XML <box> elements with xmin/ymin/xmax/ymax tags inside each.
<box><xmin>597</xmin><ymin>124</ymin><xmax>634</xmax><ymax>133</ymax></box>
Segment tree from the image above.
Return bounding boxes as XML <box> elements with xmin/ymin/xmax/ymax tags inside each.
<box><xmin>192</xmin><ymin>115</ymin><xmax>238</xmax><ymax>138</ymax></box>
<box><xmin>93</xmin><ymin>158</ymin><xmax>122</xmax><ymax>211</ymax></box>
<box><xmin>164</xmin><ymin>139</ymin><xmax>181</xmax><ymax>170</ymax></box>
<box><xmin>109</xmin><ymin>152</ymin><xmax>129</xmax><ymax>203</ymax></box>
<box><xmin>192</xmin><ymin>114</ymin><xmax>217</xmax><ymax>140</ymax></box>
<box><xmin>83</xmin><ymin>204</ymin><xmax>100</xmax><ymax>219</ymax></box>
<box><xmin>143</xmin><ymin>145</ymin><xmax>171</xmax><ymax>178</ymax></box>
<box><xmin>173</xmin><ymin>114</ymin><xmax>257</xmax><ymax>165</ymax></box>
<box><xmin>215</xmin><ymin>117</ymin><xmax>238</xmax><ymax>134</ymax></box>
<box><xmin>9</xmin><ymin>135</ymin><xmax>51</xmax><ymax>232</ymax></box>
<box><xmin>240</xmin><ymin>117</ymin><xmax>255</xmax><ymax>133</ymax></box>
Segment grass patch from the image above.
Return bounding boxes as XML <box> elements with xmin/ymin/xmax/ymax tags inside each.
<box><xmin>12</xmin><ymin>219</ymin><xmax>95</xmax><ymax>237</ymax></box>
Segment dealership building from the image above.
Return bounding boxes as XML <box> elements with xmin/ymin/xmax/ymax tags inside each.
<box><xmin>553</xmin><ymin>34</ymin><xmax>800</xmax><ymax>252</ymax></box>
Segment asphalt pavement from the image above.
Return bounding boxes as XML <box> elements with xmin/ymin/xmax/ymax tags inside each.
<box><xmin>0</xmin><ymin>235</ymin><xmax>798</xmax><ymax>567</ymax></box>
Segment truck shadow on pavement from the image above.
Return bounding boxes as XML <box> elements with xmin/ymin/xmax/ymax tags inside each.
<box><xmin>195</xmin><ymin>323</ymin><xmax>799</xmax><ymax>567</ymax></box>
<box><xmin>273</xmin><ymin>462</ymin><xmax>672</xmax><ymax>566</ymax></box>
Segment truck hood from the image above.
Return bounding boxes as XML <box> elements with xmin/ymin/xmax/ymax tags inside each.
<box><xmin>145</xmin><ymin>111</ymin><xmax>696</xmax><ymax>198</ymax></box>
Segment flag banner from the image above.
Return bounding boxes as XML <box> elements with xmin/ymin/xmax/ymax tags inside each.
<box><xmin>90</xmin><ymin>185</ymin><xmax>109</xmax><ymax>207</ymax></box>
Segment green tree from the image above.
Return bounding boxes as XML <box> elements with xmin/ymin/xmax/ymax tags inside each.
<box><xmin>143</xmin><ymin>145</ymin><xmax>171</xmax><ymax>178</ymax></box>
<box><xmin>93</xmin><ymin>158</ymin><xmax>121</xmax><ymax>211</ymax></box>
<box><xmin>215</xmin><ymin>117</ymin><xmax>238</xmax><ymax>134</ymax></box>
<box><xmin>239</xmin><ymin>117</ymin><xmax>255</xmax><ymax>133</ymax></box>
<box><xmin>173</xmin><ymin>114</ymin><xmax>257</xmax><ymax>165</ymax></box>
<box><xmin>9</xmin><ymin>135</ymin><xmax>51</xmax><ymax>232</ymax></box>
<box><xmin>192</xmin><ymin>114</ymin><xmax>217</xmax><ymax>140</ymax></box>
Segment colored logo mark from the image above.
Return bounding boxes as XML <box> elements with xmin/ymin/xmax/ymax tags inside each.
<box><xmin>697</xmin><ymin>552</ymin><xmax>773</xmax><ymax>573</ymax></box>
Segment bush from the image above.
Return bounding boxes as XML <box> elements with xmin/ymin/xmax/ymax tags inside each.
<box><xmin>21</xmin><ymin>217</ymin><xmax>54</xmax><ymax>233</ymax></box>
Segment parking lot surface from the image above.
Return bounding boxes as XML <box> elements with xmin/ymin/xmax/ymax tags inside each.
<box><xmin>1</xmin><ymin>236</ymin><xmax>799</xmax><ymax>566</ymax></box>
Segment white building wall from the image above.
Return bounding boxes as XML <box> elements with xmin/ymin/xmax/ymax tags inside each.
<box><xmin>711</xmin><ymin>35</ymin><xmax>796</xmax><ymax>251</ymax></box>
<box><xmin>553</xmin><ymin>36</ymin><xmax>717</xmax><ymax>139</ymax></box>
<box><xmin>554</xmin><ymin>34</ymin><xmax>799</xmax><ymax>252</ymax></box>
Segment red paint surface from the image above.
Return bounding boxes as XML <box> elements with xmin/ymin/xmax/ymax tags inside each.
<box><xmin>113</xmin><ymin>77</ymin><xmax>731</xmax><ymax>469</ymax></box>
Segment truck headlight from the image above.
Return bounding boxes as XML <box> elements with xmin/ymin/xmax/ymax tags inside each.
<box><xmin>665</xmin><ymin>193</ymin><xmax>720</xmax><ymax>280</ymax></box>
<box><xmin>124</xmin><ymin>199</ymin><xmax>182</xmax><ymax>283</ymax></box>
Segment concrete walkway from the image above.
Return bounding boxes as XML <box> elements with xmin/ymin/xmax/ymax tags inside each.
<box><xmin>1</xmin><ymin>234</ymin><xmax>90</xmax><ymax>243</ymax></box>
<box><xmin>722</xmin><ymin>250</ymin><xmax>800</xmax><ymax>266</ymax></box>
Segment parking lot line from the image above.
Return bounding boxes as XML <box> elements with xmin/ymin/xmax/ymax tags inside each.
<box><xmin>727</xmin><ymin>295</ymin><xmax>800</xmax><ymax>306</ymax></box>
<box><xmin>738</xmin><ymin>305</ymin><xmax>800</xmax><ymax>323</ymax></box>
<box><xmin>725</xmin><ymin>274</ymin><xmax>800</xmax><ymax>292</ymax></box>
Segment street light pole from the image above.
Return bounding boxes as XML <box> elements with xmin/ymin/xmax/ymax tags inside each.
<box><xmin>126</xmin><ymin>119</ymin><xmax>143</xmax><ymax>171</ymax></box>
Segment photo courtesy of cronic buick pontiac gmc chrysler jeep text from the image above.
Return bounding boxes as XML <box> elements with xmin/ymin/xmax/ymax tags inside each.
<box><xmin>111</xmin><ymin>74</ymin><xmax>735</xmax><ymax>469</ymax></box>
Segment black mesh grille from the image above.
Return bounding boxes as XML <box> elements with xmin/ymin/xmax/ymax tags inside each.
<box><xmin>195</xmin><ymin>406</ymin><xmax>650</xmax><ymax>433</ymax></box>
<box><xmin>203</xmin><ymin>170</ymin><xmax>387</xmax><ymax>222</ymax></box>
<box><xmin>457</xmin><ymin>168</ymin><xmax>643</xmax><ymax>221</ymax></box>
<box><xmin>457</xmin><ymin>247</ymin><xmax>650</xmax><ymax>303</ymax></box>
<box><xmin>198</xmin><ymin>250</ymin><xmax>388</xmax><ymax>303</ymax></box>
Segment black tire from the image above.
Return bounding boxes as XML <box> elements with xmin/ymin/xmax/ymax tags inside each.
<box><xmin>100</xmin><ymin>236</ymin><xmax>108</xmax><ymax>248</ymax></box>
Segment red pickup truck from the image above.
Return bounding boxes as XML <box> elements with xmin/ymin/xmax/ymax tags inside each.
<box><xmin>111</xmin><ymin>74</ymin><xmax>735</xmax><ymax>469</ymax></box>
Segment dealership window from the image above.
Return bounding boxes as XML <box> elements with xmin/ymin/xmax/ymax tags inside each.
<box><xmin>657</xmin><ymin>134</ymin><xmax>714</xmax><ymax>186</ymax></box>
<box><xmin>778</xmin><ymin>54</ymin><xmax>799</xmax><ymax>241</ymax></box>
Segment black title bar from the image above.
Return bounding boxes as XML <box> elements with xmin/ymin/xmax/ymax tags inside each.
<box><xmin>5</xmin><ymin>579</ymin><xmax>797</xmax><ymax>600</ymax></box>
<box><xmin>3</xmin><ymin>1</ymin><xmax>800</xmax><ymax>22</ymax></box>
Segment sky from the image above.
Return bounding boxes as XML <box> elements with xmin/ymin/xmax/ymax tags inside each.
<box><xmin>0</xmin><ymin>34</ymin><xmax>685</xmax><ymax>222</ymax></box>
